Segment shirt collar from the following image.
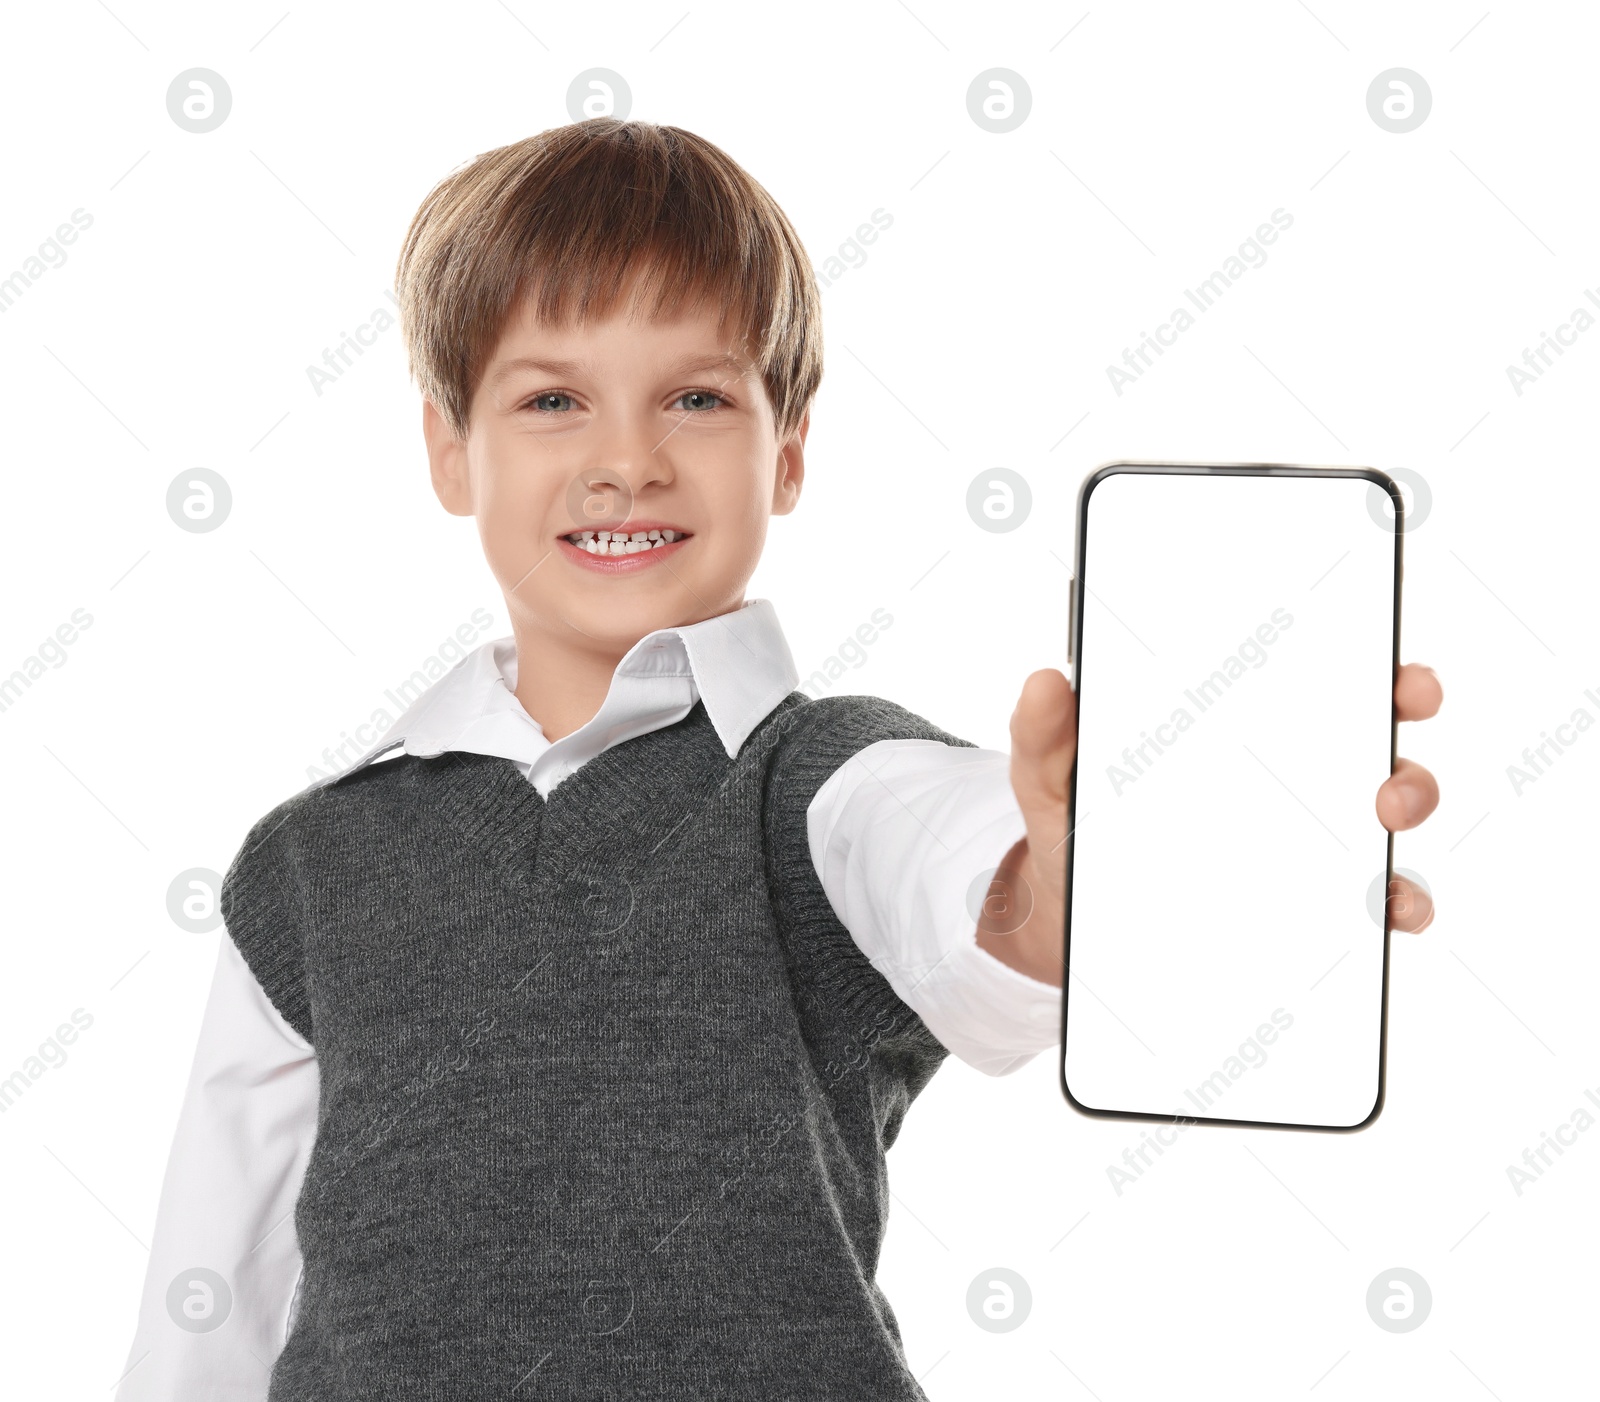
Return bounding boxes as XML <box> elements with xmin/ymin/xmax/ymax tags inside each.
<box><xmin>313</xmin><ymin>598</ymin><xmax>800</xmax><ymax>792</ymax></box>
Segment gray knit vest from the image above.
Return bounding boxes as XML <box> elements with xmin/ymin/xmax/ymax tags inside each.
<box><xmin>220</xmin><ymin>689</ymin><xmax>972</xmax><ymax>1399</ymax></box>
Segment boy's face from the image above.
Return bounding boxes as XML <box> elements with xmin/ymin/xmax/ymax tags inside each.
<box><xmin>424</xmin><ymin>279</ymin><xmax>806</xmax><ymax>658</ymax></box>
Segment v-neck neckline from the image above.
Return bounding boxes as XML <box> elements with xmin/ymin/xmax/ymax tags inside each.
<box><xmin>422</xmin><ymin>699</ymin><xmax>730</xmax><ymax>891</ymax></box>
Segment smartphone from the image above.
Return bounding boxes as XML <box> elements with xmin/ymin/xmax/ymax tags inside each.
<box><xmin>1061</xmin><ymin>462</ymin><xmax>1403</xmax><ymax>1132</ymax></box>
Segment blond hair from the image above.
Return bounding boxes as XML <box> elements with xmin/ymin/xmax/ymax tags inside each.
<box><xmin>394</xmin><ymin>118</ymin><xmax>822</xmax><ymax>442</ymax></box>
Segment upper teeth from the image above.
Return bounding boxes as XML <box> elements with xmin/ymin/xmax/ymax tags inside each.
<box><xmin>564</xmin><ymin>528</ymin><xmax>684</xmax><ymax>555</ymax></box>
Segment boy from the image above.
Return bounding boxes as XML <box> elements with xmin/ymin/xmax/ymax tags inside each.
<box><xmin>114</xmin><ymin>118</ymin><xmax>1441</xmax><ymax>1400</ymax></box>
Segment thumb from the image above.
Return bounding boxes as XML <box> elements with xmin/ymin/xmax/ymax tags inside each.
<box><xmin>1009</xmin><ymin>668</ymin><xmax>1077</xmax><ymax>830</ymax></box>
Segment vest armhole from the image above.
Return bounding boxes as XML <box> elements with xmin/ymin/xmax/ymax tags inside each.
<box><xmin>761</xmin><ymin>694</ymin><xmax>971</xmax><ymax>1069</ymax></box>
<box><xmin>219</xmin><ymin>800</ymin><xmax>316</xmax><ymax>1048</ymax></box>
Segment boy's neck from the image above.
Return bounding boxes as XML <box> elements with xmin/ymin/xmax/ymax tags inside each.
<box><xmin>509</xmin><ymin>621</ymin><xmax>629</xmax><ymax>743</ymax></box>
<box><xmin>506</xmin><ymin>599</ymin><xmax>742</xmax><ymax>742</ymax></box>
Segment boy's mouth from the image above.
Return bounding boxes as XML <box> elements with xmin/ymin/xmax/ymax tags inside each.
<box><xmin>560</xmin><ymin>524</ymin><xmax>692</xmax><ymax>556</ymax></box>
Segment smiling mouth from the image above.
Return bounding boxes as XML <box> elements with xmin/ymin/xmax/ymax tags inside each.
<box><xmin>561</xmin><ymin>528</ymin><xmax>690</xmax><ymax>556</ymax></box>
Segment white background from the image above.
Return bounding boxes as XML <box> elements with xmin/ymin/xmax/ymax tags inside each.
<box><xmin>1</xmin><ymin>1</ymin><xmax>1595</xmax><ymax>1397</ymax></box>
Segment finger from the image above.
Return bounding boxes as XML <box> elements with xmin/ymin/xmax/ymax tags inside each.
<box><xmin>1396</xmin><ymin>663</ymin><xmax>1442</xmax><ymax>721</ymax></box>
<box><xmin>1375</xmin><ymin>756</ymin><xmax>1440</xmax><ymax>831</ymax></box>
<box><xmin>1385</xmin><ymin>876</ymin><xmax>1435</xmax><ymax>934</ymax></box>
<box><xmin>1008</xmin><ymin>669</ymin><xmax>1077</xmax><ymax>818</ymax></box>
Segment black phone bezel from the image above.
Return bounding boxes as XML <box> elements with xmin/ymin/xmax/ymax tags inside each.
<box><xmin>1059</xmin><ymin>459</ymin><xmax>1405</xmax><ymax>1135</ymax></box>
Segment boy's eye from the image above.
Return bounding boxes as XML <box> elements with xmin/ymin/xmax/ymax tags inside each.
<box><xmin>519</xmin><ymin>389</ymin><xmax>726</xmax><ymax>414</ymax></box>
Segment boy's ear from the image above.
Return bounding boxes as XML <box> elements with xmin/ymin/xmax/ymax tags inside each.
<box><xmin>772</xmin><ymin>408</ymin><xmax>808</xmax><ymax>517</ymax></box>
<box><xmin>423</xmin><ymin>397</ymin><xmax>474</xmax><ymax>517</ymax></box>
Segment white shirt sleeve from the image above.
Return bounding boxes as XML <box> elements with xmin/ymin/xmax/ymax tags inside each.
<box><xmin>113</xmin><ymin>932</ymin><xmax>318</xmax><ymax>1401</ymax></box>
<box><xmin>806</xmin><ymin>738</ymin><xmax>1062</xmax><ymax>1076</ymax></box>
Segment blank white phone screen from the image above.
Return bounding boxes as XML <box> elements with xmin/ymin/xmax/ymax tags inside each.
<box><xmin>1064</xmin><ymin>468</ymin><xmax>1399</xmax><ymax>1130</ymax></box>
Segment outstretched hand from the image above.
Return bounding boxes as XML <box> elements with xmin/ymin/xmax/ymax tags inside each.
<box><xmin>979</xmin><ymin>664</ymin><xmax>1444</xmax><ymax>986</ymax></box>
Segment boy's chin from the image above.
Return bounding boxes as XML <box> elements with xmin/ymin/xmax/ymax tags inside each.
<box><xmin>543</xmin><ymin>593</ymin><xmax>701</xmax><ymax>648</ymax></box>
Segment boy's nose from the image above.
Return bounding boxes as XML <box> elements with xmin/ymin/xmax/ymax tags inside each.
<box><xmin>592</xmin><ymin>424</ymin><xmax>676</xmax><ymax>490</ymax></box>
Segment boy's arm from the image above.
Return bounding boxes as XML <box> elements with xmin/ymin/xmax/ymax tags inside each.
<box><xmin>805</xmin><ymin>738</ymin><xmax>1061</xmax><ymax>1077</ymax></box>
<box><xmin>113</xmin><ymin>933</ymin><xmax>316</xmax><ymax>1401</ymax></box>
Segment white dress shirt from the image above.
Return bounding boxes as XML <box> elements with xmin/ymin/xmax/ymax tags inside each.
<box><xmin>113</xmin><ymin>598</ymin><xmax>1058</xmax><ymax>1400</ymax></box>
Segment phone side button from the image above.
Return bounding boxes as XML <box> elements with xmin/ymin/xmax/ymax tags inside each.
<box><xmin>1067</xmin><ymin>575</ymin><xmax>1075</xmax><ymax>664</ymax></box>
